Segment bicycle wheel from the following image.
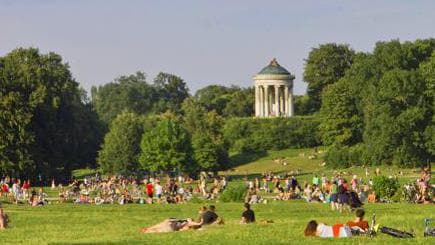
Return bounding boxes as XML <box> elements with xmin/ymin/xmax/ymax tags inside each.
<box><xmin>380</xmin><ymin>226</ymin><xmax>414</xmax><ymax>238</ymax></box>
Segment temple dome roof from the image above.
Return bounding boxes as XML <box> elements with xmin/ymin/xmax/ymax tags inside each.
<box><xmin>257</xmin><ymin>58</ymin><xmax>290</xmax><ymax>75</ymax></box>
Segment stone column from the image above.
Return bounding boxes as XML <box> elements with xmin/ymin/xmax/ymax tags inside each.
<box><xmin>274</xmin><ymin>85</ymin><xmax>279</xmax><ymax>116</ymax></box>
<box><xmin>284</xmin><ymin>86</ymin><xmax>290</xmax><ymax>117</ymax></box>
<box><xmin>289</xmin><ymin>86</ymin><xmax>294</xmax><ymax>117</ymax></box>
<box><xmin>264</xmin><ymin>85</ymin><xmax>269</xmax><ymax>117</ymax></box>
<box><xmin>259</xmin><ymin>86</ymin><xmax>263</xmax><ymax>117</ymax></box>
<box><xmin>255</xmin><ymin>85</ymin><xmax>259</xmax><ymax>117</ymax></box>
<box><xmin>280</xmin><ymin>87</ymin><xmax>284</xmax><ymax>114</ymax></box>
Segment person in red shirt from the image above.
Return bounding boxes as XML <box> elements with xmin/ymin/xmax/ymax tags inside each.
<box><xmin>146</xmin><ymin>181</ymin><xmax>154</xmax><ymax>203</ymax></box>
<box><xmin>2</xmin><ymin>184</ymin><xmax>8</xmax><ymax>194</ymax></box>
<box><xmin>346</xmin><ymin>208</ymin><xmax>369</xmax><ymax>233</ymax></box>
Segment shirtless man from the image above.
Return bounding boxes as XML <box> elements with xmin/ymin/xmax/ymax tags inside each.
<box><xmin>0</xmin><ymin>208</ymin><xmax>9</xmax><ymax>230</ymax></box>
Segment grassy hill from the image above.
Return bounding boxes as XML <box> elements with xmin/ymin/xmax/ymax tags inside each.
<box><xmin>225</xmin><ymin>148</ymin><xmax>427</xmax><ymax>184</ymax></box>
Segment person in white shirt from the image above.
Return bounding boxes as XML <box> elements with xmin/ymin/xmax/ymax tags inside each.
<box><xmin>154</xmin><ymin>182</ymin><xmax>163</xmax><ymax>203</ymax></box>
<box><xmin>304</xmin><ymin>220</ymin><xmax>352</xmax><ymax>238</ymax></box>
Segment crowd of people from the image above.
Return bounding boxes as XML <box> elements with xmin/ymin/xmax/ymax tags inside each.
<box><xmin>0</xmin><ymin>167</ymin><xmax>432</xmax><ymax>239</ymax></box>
<box><xmin>0</xmin><ymin>173</ymin><xmax>229</xmax><ymax>206</ymax></box>
<box><xmin>242</xmin><ymin>167</ymin><xmax>433</xmax><ymax>209</ymax></box>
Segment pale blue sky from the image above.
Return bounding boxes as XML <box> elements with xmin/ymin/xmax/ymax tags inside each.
<box><xmin>1</xmin><ymin>0</ymin><xmax>434</xmax><ymax>94</ymax></box>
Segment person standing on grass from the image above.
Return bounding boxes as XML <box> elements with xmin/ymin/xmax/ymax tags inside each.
<box><xmin>146</xmin><ymin>180</ymin><xmax>153</xmax><ymax>204</ymax></box>
<box><xmin>154</xmin><ymin>181</ymin><xmax>163</xmax><ymax>203</ymax></box>
<box><xmin>312</xmin><ymin>175</ymin><xmax>320</xmax><ymax>187</ymax></box>
<box><xmin>240</xmin><ymin>203</ymin><xmax>255</xmax><ymax>224</ymax></box>
<box><xmin>338</xmin><ymin>180</ymin><xmax>350</xmax><ymax>213</ymax></box>
<box><xmin>330</xmin><ymin>181</ymin><xmax>339</xmax><ymax>211</ymax></box>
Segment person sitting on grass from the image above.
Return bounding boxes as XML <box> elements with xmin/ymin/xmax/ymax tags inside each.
<box><xmin>188</xmin><ymin>205</ymin><xmax>224</xmax><ymax>226</ymax></box>
<box><xmin>240</xmin><ymin>203</ymin><xmax>255</xmax><ymax>224</ymax></box>
<box><xmin>196</xmin><ymin>206</ymin><xmax>207</xmax><ymax>222</ymax></box>
<box><xmin>304</xmin><ymin>220</ymin><xmax>352</xmax><ymax>238</ymax></box>
<box><xmin>367</xmin><ymin>191</ymin><xmax>376</xmax><ymax>203</ymax></box>
<box><xmin>346</xmin><ymin>208</ymin><xmax>369</xmax><ymax>234</ymax></box>
<box><xmin>0</xmin><ymin>208</ymin><xmax>9</xmax><ymax>230</ymax></box>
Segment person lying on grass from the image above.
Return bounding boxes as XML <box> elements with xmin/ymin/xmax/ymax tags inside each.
<box><xmin>240</xmin><ymin>203</ymin><xmax>255</xmax><ymax>224</ymax></box>
<box><xmin>346</xmin><ymin>208</ymin><xmax>369</xmax><ymax>234</ymax></box>
<box><xmin>0</xmin><ymin>208</ymin><xmax>9</xmax><ymax>230</ymax></box>
<box><xmin>141</xmin><ymin>218</ymin><xmax>195</xmax><ymax>233</ymax></box>
<box><xmin>304</xmin><ymin>220</ymin><xmax>352</xmax><ymax>238</ymax></box>
<box><xmin>141</xmin><ymin>205</ymin><xmax>224</xmax><ymax>233</ymax></box>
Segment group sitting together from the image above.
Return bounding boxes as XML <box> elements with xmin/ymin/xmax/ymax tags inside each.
<box><xmin>141</xmin><ymin>203</ymin><xmax>255</xmax><ymax>233</ymax></box>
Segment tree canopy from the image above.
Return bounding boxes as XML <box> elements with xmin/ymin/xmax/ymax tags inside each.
<box><xmin>303</xmin><ymin>43</ymin><xmax>355</xmax><ymax>113</ymax></box>
<box><xmin>0</xmin><ymin>48</ymin><xmax>102</xmax><ymax>179</ymax></box>
<box><xmin>322</xmin><ymin>39</ymin><xmax>435</xmax><ymax>167</ymax></box>
<box><xmin>139</xmin><ymin>117</ymin><xmax>193</xmax><ymax>173</ymax></box>
<box><xmin>97</xmin><ymin>112</ymin><xmax>144</xmax><ymax>174</ymax></box>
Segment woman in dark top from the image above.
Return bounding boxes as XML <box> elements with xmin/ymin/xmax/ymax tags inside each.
<box><xmin>338</xmin><ymin>180</ymin><xmax>350</xmax><ymax>213</ymax></box>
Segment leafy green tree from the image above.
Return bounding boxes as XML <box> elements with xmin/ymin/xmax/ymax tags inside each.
<box><xmin>419</xmin><ymin>52</ymin><xmax>435</xmax><ymax>157</ymax></box>
<box><xmin>97</xmin><ymin>112</ymin><xmax>144</xmax><ymax>174</ymax></box>
<box><xmin>0</xmin><ymin>48</ymin><xmax>101</xmax><ymax>178</ymax></box>
<box><xmin>91</xmin><ymin>72</ymin><xmax>155</xmax><ymax>125</ymax></box>
<box><xmin>303</xmin><ymin>43</ymin><xmax>355</xmax><ymax>112</ymax></box>
<box><xmin>319</xmin><ymin>78</ymin><xmax>363</xmax><ymax>146</ymax></box>
<box><xmin>223</xmin><ymin>87</ymin><xmax>254</xmax><ymax>117</ymax></box>
<box><xmin>194</xmin><ymin>85</ymin><xmax>237</xmax><ymax>114</ymax></box>
<box><xmin>294</xmin><ymin>95</ymin><xmax>311</xmax><ymax>115</ymax></box>
<box><xmin>139</xmin><ymin>118</ymin><xmax>193</xmax><ymax>172</ymax></box>
<box><xmin>153</xmin><ymin>72</ymin><xmax>189</xmax><ymax>113</ymax></box>
<box><xmin>362</xmin><ymin>69</ymin><xmax>430</xmax><ymax>166</ymax></box>
<box><xmin>319</xmin><ymin>39</ymin><xmax>435</xmax><ymax>167</ymax></box>
<box><xmin>194</xmin><ymin>85</ymin><xmax>254</xmax><ymax>117</ymax></box>
<box><xmin>182</xmin><ymin>98</ymin><xmax>229</xmax><ymax>171</ymax></box>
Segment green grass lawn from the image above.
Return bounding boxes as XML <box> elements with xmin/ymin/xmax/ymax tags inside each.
<box><xmin>2</xmin><ymin>148</ymin><xmax>431</xmax><ymax>244</ymax></box>
<box><xmin>0</xmin><ymin>201</ymin><xmax>434</xmax><ymax>244</ymax></box>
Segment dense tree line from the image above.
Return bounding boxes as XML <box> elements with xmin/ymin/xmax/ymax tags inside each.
<box><xmin>1</xmin><ymin>38</ymin><xmax>433</xmax><ymax>178</ymax></box>
<box><xmin>316</xmin><ymin>39</ymin><xmax>435</xmax><ymax>167</ymax></box>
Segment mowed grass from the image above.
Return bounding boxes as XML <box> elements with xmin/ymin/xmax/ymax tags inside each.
<box><xmin>1</xmin><ymin>148</ymin><xmax>432</xmax><ymax>244</ymax></box>
<box><xmin>0</xmin><ymin>201</ymin><xmax>434</xmax><ymax>244</ymax></box>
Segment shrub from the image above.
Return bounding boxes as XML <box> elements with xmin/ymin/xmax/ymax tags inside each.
<box><xmin>324</xmin><ymin>144</ymin><xmax>363</xmax><ymax>168</ymax></box>
<box><xmin>220</xmin><ymin>183</ymin><xmax>247</xmax><ymax>202</ymax></box>
<box><xmin>223</xmin><ymin>116</ymin><xmax>320</xmax><ymax>154</ymax></box>
<box><xmin>372</xmin><ymin>176</ymin><xmax>400</xmax><ymax>199</ymax></box>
